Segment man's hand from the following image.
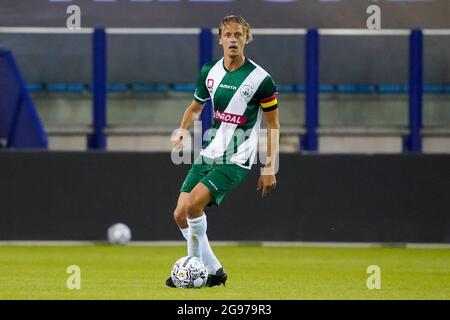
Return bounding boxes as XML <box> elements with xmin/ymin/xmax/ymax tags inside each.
<box><xmin>171</xmin><ymin>128</ymin><xmax>187</xmax><ymax>150</ymax></box>
<box><xmin>257</xmin><ymin>174</ymin><xmax>277</xmax><ymax>198</ymax></box>
<box><xmin>171</xmin><ymin>101</ymin><xmax>204</xmax><ymax>150</ymax></box>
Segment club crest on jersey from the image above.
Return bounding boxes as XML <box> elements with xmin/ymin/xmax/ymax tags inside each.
<box><xmin>240</xmin><ymin>85</ymin><xmax>253</xmax><ymax>99</ymax></box>
<box><xmin>213</xmin><ymin>110</ymin><xmax>247</xmax><ymax>125</ymax></box>
<box><xmin>207</xmin><ymin>79</ymin><xmax>214</xmax><ymax>93</ymax></box>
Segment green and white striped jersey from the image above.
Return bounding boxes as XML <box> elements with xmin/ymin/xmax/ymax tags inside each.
<box><xmin>194</xmin><ymin>57</ymin><xmax>278</xmax><ymax>169</ymax></box>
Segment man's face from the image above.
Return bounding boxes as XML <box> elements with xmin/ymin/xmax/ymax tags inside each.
<box><xmin>219</xmin><ymin>22</ymin><xmax>246</xmax><ymax>59</ymax></box>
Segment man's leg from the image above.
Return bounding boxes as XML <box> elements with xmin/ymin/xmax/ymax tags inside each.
<box><xmin>185</xmin><ymin>184</ymin><xmax>227</xmax><ymax>286</ymax></box>
<box><xmin>172</xmin><ymin>189</ymin><xmax>222</xmax><ymax>275</ymax></box>
<box><xmin>166</xmin><ymin>192</ymin><xmax>197</xmax><ymax>288</ymax></box>
<box><xmin>173</xmin><ymin>192</ymin><xmax>189</xmax><ymax>234</ymax></box>
<box><xmin>184</xmin><ymin>183</ymin><xmax>213</xmax><ymax>258</ymax></box>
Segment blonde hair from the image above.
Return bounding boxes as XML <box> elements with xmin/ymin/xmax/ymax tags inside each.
<box><xmin>218</xmin><ymin>15</ymin><xmax>253</xmax><ymax>44</ymax></box>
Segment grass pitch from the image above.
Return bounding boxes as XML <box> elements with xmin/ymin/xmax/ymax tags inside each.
<box><xmin>0</xmin><ymin>244</ymin><xmax>449</xmax><ymax>300</ymax></box>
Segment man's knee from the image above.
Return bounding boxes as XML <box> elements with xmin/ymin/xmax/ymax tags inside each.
<box><xmin>184</xmin><ymin>194</ymin><xmax>203</xmax><ymax>219</ymax></box>
<box><xmin>173</xmin><ymin>205</ymin><xmax>187</xmax><ymax>226</ymax></box>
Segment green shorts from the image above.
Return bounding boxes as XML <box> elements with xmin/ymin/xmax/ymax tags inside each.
<box><xmin>180</xmin><ymin>158</ymin><xmax>250</xmax><ymax>206</ymax></box>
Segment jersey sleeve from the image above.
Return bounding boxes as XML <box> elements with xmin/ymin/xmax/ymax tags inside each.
<box><xmin>255</xmin><ymin>75</ymin><xmax>278</xmax><ymax>112</ymax></box>
<box><xmin>193</xmin><ymin>65</ymin><xmax>211</xmax><ymax>104</ymax></box>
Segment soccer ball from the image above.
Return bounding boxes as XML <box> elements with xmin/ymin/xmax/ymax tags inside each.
<box><xmin>171</xmin><ymin>256</ymin><xmax>208</xmax><ymax>288</ymax></box>
<box><xmin>107</xmin><ymin>223</ymin><xmax>132</xmax><ymax>245</ymax></box>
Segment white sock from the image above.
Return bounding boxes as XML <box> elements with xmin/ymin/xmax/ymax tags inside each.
<box><xmin>187</xmin><ymin>215</ymin><xmax>207</xmax><ymax>258</ymax></box>
<box><xmin>202</xmin><ymin>232</ymin><xmax>222</xmax><ymax>275</ymax></box>
<box><xmin>186</xmin><ymin>214</ymin><xmax>222</xmax><ymax>275</ymax></box>
<box><xmin>180</xmin><ymin>227</ymin><xmax>189</xmax><ymax>240</ymax></box>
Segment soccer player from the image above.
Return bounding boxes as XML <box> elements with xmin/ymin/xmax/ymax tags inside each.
<box><xmin>167</xmin><ymin>15</ymin><xmax>280</xmax><ymax>287</ymax></box>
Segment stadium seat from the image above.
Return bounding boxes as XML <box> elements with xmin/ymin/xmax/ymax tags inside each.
<box><xmin>26</xmin><ymin>83</ymin><xmax>45</xmax><ymax>93</ymax></box>
<box><xmin>319</xmin><ymin>84</ymin><xmax>335</xmax><ymax>93</ymax></box>
<box><xmin>108</xmin><ymin>83</ymin><xmax>128</xmax><ymax>93</ymax></box>
<box><xmin>377</xmin><ymin>84</ymin><xmax>408</xmax><ymax>94</ymax></box>
<box><xmin>173</xmin><ymin>83</ymin><xmax>196</xmax><ymax>93</ymax></box>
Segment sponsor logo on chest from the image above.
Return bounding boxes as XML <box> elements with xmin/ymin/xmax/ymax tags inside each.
<box><xmin>207</xmin><ymin>79</ymin><xmax>214</xmax><ymax>94</ymax></box>
<box><xmin>219</xmin><ymin>83</ymin><xmax>238</xmax><ymax>91</ymax></box>
<box><xmin>213</xmin><ymin>110</ymin><xmax>247</xmax><ymax>125</ymax></box>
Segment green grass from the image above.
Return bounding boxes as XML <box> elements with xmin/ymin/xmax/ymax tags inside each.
<box><xmin>0</xmin><ymin>244</ymin><xmax>449</xmax><ymax>299</ymax></box>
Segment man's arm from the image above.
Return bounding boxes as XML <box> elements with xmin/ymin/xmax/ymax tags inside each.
<box><xmin>257</xmin><ymin>108</ymin><xmax>280</xmax><ymax>198</ymax></box>
<box><xmin>171</xmin><ymin>100</ymin><xmax>205</xmax><ymax>149</ymax></box>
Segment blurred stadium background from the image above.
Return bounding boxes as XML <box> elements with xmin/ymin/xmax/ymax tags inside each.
<box><xmin>0</xmin><ymin>0</ymin><xmax>449</xmax><ymax>300</ymax></box>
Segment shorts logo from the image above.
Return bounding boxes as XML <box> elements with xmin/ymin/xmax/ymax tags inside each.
<box><xmin>208</xmin><ymin>180</ymin><xmax>219</xmax><ymax>191</ymax></box>
<box><xmin>207</xmin><ymin>79</ymin><xmax>214</xmax><ymax>93</ymax></box>
<box><xmin>213</xmin><ymin>110</ymin><xmax>247</xmax><ymax>125</ymax></box>
<box><xmin>240</xmin><ymin>85</ymin><xmax>253</xmax><ymax>99</ymax></box>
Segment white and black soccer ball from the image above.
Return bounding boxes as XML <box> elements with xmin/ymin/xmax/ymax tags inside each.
<box><xmin>107</xmin><ymin>223</ymin><xmax>132</xmax><ymax>245</ymax></box>
<box><xmin>171</xmin><ymin>256</ymin><xmax>208</xmax><ymax>288</ymax></box>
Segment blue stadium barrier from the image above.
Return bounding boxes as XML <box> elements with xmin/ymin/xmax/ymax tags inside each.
<box><xmin>377</xmin><ymin>84</ymin><xmax>408</xmax><ymax>94</ymax></box>
<box><xmin>406</xmin><ymin>29</ymin><xmax>423</xmax><ymax>153</ymax></box>
<box><xmin>423</xmin><ymin>84</ymin><xmax>445</xmax><ymax>94</ymax></box>
<box><xmin>302</xmin><ymin>29</ymin><xmax>319</xmax><ymax>152</ymax></box>
<box><xmin>67</xmin><ymin>83</ymin><xmax>86</xmax><ymax>93</ymax></box>
<box><xmin>276</xmin><ymin>85</ymin><xmax>295</xmax><ymax>93</ymax></box>
<box><xmin>33</xmin><ymin>82</ymin><xmax>450</xmax><ymax>95</ymax></box>
<box><xmin>0</xmin><ymin>48</ymin><xmax>48</xmax><ymax>149</ymax></box>
<box><xmin>130</xmin><ymin>83</ymin><xmax>171</xmax><ymax>93</ymax></box>
<box><xmin>295</xmin><ymin>84</ymin><xmax>305</xmax><ymax>93</ymax></box>
<box><xmin>32</xmin><ymin>81</ymin><xmax>450</xmax><ymax>95</ymax></box>
<box><xmin>108</xmin><ymin>83</ymin><xmax>128</xmax><ymax>93</ymax></box>
<box><xmin>173</xmin><ymin>83</ymin><xmax>196</xmax><ymax>93</ymax></box>
<box><xmin>47</xmin><ymin>83</ymin><xmax>68</xmax><ymax>93</ymax></box>
<box><xmin>154</xmin><ymin>83</ymin><xmax>170</xmax><ymax>93</ymax></box>
<box><xmin>199</xmin><ymin>28</ymin><xmax>213</xmax><ymax>139</ymax></box>
<box><xmin>131</xmin><ymin>83</ymin><xmax>155</xmax><ymax>93</ymax></box>
<box><xmin>88</xmin><ymin>28</ymin><xmax>107</xmax><ymax>150</ymax></box>
<box><xmin>131</xmin><ymin>83</ymin><xmax>149</xmax><ymax>93</ymax></box>
<box><xmin>319</xmin><ymin>84</ymin><xmax>334</xmax><ymax>93</ymax></box>
<box><xmin>336</xmin><ymin>84</ymin><xmax>376</xmax><ymax>94</ymax></box>
<box><xmin>337</xmin><ymin>85</ymin><xmax>357</xmax><ymax>93</ymax></box>
<box><xmin>47</xmin><ymin>83</ymin><xmax>86</xmax><ymax>93</ymax></box>
<box><xmin>26</xmin><ymin>83</ymin><xmax>45</xmax><ymax>93</ymax></box>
